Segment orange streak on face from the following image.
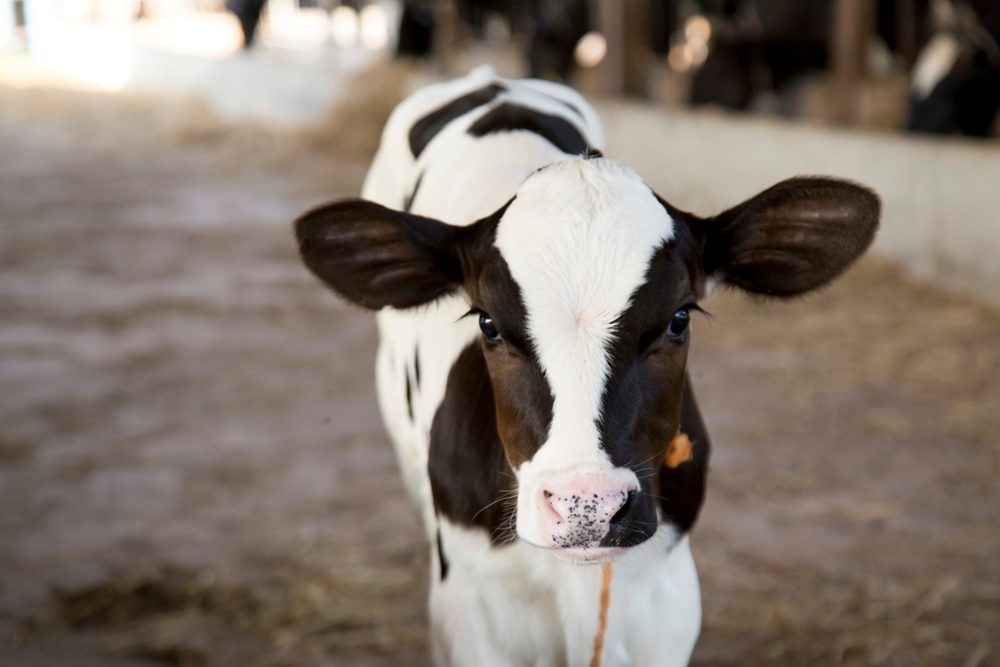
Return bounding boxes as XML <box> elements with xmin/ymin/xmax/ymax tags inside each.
<box><xmin>665</xmin><ymin>431</ymin><xmax>693</xmax><ymax>469</ymax></box>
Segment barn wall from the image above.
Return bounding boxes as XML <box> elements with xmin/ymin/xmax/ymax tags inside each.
<box><xmin>597</xmin><ymin>101</ymin><xmax>1000</xmax><ymax>306</ymax></box>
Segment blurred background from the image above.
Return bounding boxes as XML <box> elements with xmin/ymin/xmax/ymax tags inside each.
<box><xmin>0</xmin><ymin>1</ymin><xmax>998</xmax><ymax>666</ymax></box>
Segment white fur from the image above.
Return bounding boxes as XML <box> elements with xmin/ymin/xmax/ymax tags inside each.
<box><xmin>362</xmin><ymin>70</ymin><xmax>699</xmax><ymax>666</ymax></box>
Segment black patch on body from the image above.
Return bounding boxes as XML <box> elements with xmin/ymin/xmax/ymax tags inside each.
<box><xmin>409</xmin><ymin>83</ymin><xmax>506</xmax><ymax>158</ymax></box>
<box><xmin>413</xmin><ymin>345</ymin><xmax>421</xmax><ymax>387</ymax></box>
<box><xmin>467</xmin><ymin>103</ymin><xmax>590</xmax><ymax>155</ymax></box>
<box><xmin>533</xmin><ymin>88</ymin><xmax>586</xmax><ymax>120</ymax></box>
<box><xmin>550</xmin><ymin>96</ymin><xmax>585</xmax><ymax>120</ymax></box>
<box><xmin>405</xmin><ymin>372</ymin><xmax>414</xmax><ymax>422</ymax></box>
<box><xmin>403</xmin><ymin>172</ymin><xmax>424</xmax><ymax>212</ymax></box>
<box><xmin>436</xmin><ymin>528</ymin><xmax>449</xmax><ymax>580</ymax></box>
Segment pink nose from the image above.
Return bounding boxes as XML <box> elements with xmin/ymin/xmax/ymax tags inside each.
<box><xmin>535</xmin><ymin>469</ymin><xmax>638</xmax><ymax>548</ymax></box>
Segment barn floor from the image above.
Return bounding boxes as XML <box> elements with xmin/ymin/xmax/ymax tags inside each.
<box><xmin>1</xmin><ymin>84</ymin><xmax>998</xmax><ymax>667</ymax></box>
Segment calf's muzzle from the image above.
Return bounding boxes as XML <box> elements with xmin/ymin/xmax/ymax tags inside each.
<box><xmin>534</xmin><ymin>467</ymin><xmax>640</xmax><ymax>550</ymax></box>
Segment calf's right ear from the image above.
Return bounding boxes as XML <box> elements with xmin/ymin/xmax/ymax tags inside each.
<box><xmin>700</xmin><ymin>177</ymin><xmax>880</xmax><ymax>298</ymax></box>
<box><xmin>294</xmin><ymin>199</ymin><xmax>467</xmax><ymax>310</ymax></box>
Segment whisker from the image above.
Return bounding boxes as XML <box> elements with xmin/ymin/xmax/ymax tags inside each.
<box><xmin>490</xmin><ymin>500</ymin><xmax>520</xmax><ymax>544</ymax></box>
<box><xmin>628</xmin><ymin>449</ymin><xmax>669</xmax><ymax>473</ymax></box>
<box><xmin>471</xmin><ymin>492</ymin><xmax>517</xmax><ymax>523</ymax></box>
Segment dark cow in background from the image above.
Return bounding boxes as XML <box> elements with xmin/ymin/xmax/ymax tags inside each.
<box><xmin>908</xmin><ymin>0</ymin><xmax>1000</xmax><ymax>136</ymax></box>
<box><xmin>690</xmin><ymin>0</ymin><xmax>830</xmax><ymax>110</ymax></box>
<box><xmin>225</xmin><ymin>0</ymin><xmax>267</xmax><ymax>49</ymax></box>
<box><xmin>294</xmin><ymin>69</ymin><xmax>879</xmax><ymax>666</ymax></box>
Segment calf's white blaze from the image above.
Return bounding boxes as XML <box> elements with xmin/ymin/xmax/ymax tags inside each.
<box><xmin>494</xmin><ymin>158</ymin><xmax>675</xmax><ymax>545</ymax></box>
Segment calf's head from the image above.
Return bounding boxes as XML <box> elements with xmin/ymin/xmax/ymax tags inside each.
<box><xmin>295</xmin><ymin>158</ymin><xmax>879</xmax><ymax>562</ymax></box>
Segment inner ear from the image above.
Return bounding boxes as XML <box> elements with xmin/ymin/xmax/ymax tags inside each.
<box><xmin>701</xmin><ymin>177</ymin><xmax>880</xmax><ymax>298</ymax></box>
<box><xmin>295</xmin><ymin>199</ymin><xmax>470</xmax><ymax>310</ymax></box>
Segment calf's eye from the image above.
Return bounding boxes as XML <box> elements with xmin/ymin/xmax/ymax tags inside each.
<box><xmin>667</xmin><ymin>308</ymin><xmax>690</xmax><ymax>340</ymax></box>
<box><xmin>479</xmin><ymin>312</ymin><xmax>501</xmax><ymax>342</ymax></box>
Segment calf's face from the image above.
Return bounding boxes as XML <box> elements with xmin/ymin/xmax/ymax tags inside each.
<box><xmin>295</xmin><ymin>158</ymin><xmax>879</xmax><ymax>562</ymax></box>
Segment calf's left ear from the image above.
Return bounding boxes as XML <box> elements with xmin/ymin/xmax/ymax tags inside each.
<box><xmin>700</xmin><ymin>177</ymin><xmax>880</xmax><ymax>298</ymax></box>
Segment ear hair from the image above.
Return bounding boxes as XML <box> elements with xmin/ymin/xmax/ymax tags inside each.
<box><xmin>701</xmin><ymin>177</ymin><xmax>880</xmax><ymax>298</ymax></box>
<box><xmin>294</xmin><ymin>199</ymin><xmax>468</xmax><ymax>310</ymax></box>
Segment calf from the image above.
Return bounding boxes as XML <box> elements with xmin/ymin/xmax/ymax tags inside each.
<box><xmin>294</xmin><ymin>69</ymin><xmax>879</xmax><ymax>667</ymax></box>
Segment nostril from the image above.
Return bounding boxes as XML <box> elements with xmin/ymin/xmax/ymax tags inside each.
<box><xmin>609</xmin><ymin>490</ymin><xmax>636</xmax><ymax>526</ymax></box>
<box><xmin>542</xmin><ymin>489</ymin><xmax>554</xmax><ymax>507</ymax></box>
<box><xmin>540</xmin><ymin>489</ymin><xmax>563</xmax><ymax>521</ymax></box>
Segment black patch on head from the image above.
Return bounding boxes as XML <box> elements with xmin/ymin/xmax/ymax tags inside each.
<box><xmin>409</xmin><ymin>83</ymin><xmax>506</xmax><ymax>158</ymax></box>
<box><xmin>467</xmin><ymin>103</ymin><xmax>591</xmax><ymax>156</ymax></box>
<box><xmin>436</xmin><ymin>528</ymin><xmax>449</xmax><ymax>581</ymax></box>
<box><xmin>428</xmin><ymin>343</ymin><xmax>518</xmax><ymax>545</ymax></box>
<box><xmin>403</xmin><ymin>172</ymin><xmax>424</xmax><ymax>212</ymax></box>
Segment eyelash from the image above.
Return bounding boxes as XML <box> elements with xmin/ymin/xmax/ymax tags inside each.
<box><xmin>641</xmin><ymin>303</ymin><xmax>707</xmax><ymax>352</ymax></box>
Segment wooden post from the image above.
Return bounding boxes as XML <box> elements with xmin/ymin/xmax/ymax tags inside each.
<box><xmin>895</xmin><ymin>0</ymin><xmax>918</xmax><ymax>68</ymax></box>
<box><xmin>434</xmin><ymin>0</ymin><xmax>459</xmax><ymax>75</ymax></box>
<box><xmin>596</xmin><ymin>0</ymin><xmax>649</xmax><ymax>97</ymax></box>
<box><xmin>622</xmin><ymin>0</ymin><xmax>649</xmax><ymax>96</ymax></box>
<box><xmin>596</xmin><ymin>0</ymin><xmax>623</xmax><ymax>95</ymax></box>
<box><xmin>830</xmin><ymin>0</ymin><xmax>875</xmax><ymax>125</ymax></box>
